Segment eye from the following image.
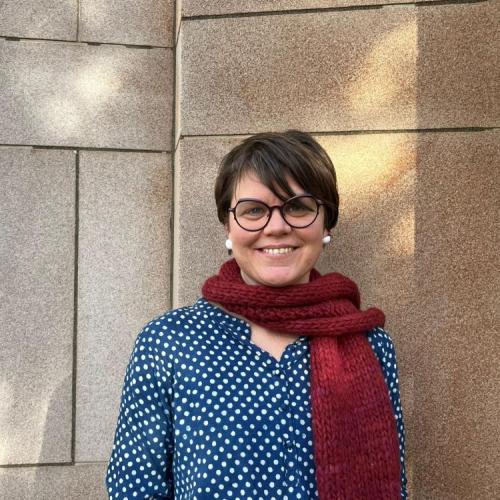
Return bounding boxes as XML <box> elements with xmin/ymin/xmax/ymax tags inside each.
<box><xmin>284</xmin><ymin>198</ymin><xmax>316</xmax><ymax>216</ymax></box>
<box><xmin>235</xmin><ymin>201</ymin><xmax>268</xmax><ymax>219</ymax></box>
<box><xmin>243</xmin><ymin>206</ymin><xmax>265</xmax><ymax>217</ymax></box>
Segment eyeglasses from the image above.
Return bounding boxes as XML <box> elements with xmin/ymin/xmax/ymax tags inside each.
<box><xmin>228</xmin><ymin>194</ymin><xmax>324</xmax><ymax>232</ymax></box>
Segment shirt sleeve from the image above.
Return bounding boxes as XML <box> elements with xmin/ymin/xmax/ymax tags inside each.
<box><xmin>367</xmin><ymin>327</ymin><xmax>408</xmax><ymax>500</ymax></box>
<box><xmin>106</xmin><ymin>327</ymin><xmax>174</xmax><ymax>499</ymax></box>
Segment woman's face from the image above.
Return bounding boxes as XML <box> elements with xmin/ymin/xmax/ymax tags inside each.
<box><xmin>226</xmin><ymin>172</ymin><xmax>329</xmax><ymax>287</ymax></box>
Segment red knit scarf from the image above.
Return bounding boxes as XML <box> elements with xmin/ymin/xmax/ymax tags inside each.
<box><xmin>202</xmin><ymin>259</ymin><xmax>401</xmax><ymax>499</ymax></box>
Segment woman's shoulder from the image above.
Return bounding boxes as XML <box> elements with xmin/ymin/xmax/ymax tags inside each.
<box><xmin>365</xmin><ymin>327</ymin><xmax>401</xmax><ymax>374</ymax></box>
<box><xmin>366</xmin><ymin>326</ymin><xmax>396</xmax><ymax>350</ymax></box>
<box><xmin>133</xmin><ymin>298</ymin><xmax>226</xmax><ymax>347</ymax></box>
<box><xmin>366</xmin><ymin>326</ymin><xmax>399</xmax><ymax>362</ymax></box>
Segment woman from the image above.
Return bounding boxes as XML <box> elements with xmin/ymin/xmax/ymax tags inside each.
<box><xmin>106</xmin><ymin>130</ymin><xmax>407</xmax><ymax>499</ymax></box>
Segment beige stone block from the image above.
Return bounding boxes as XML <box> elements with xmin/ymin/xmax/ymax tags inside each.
<box><xmin>0</xmin><ymin>0</ymin><xmax>77</xmax><ymax>40</ymax></box>
<box><xmin>79</xmin><ymin>0</ymin><xmax>174</xmax><ymax>46</ymax></box>
<box><xmin>181</xmin><ymin>2</ymin><xmax>498</xmax><ymax>135</ymax></box>
<box><xmin>174</xmin><ymin>131</ymin><xmax>499</xmax><ymax>497</ymax></box>
<box><xmin>183</xmin><ymin>0</ymin><xmax>438</xmax><ymax>17</ymax></box>
<box><xmin>175</xmin><ymin>132</ymin><xmax>417</xmax><ymax>489</ymax></box>
<box><xmin>175</xmin><ymin>133</ymin><xmax>416</xmax><ymax>315</ymax></box>
<box><xmin>315</xmin><ymin>133</ymin><xmax>417</xmax><ymax>493</ymax></box>
<box><xmin>415</xmin><ymin>2</ymin><xmax>499</xmax><ymax>128</ymax></box>
<box><xmin>175</xmin><ymin>132</ymin><xmax>416</xmax><ymax>336</ymax></box>
<box><xmin>173</xmin><ymin>136</ymin><xmax>241</xmax><ymax>307</ymax></box>
<box><xmin>175</xmin><ymin>131</ymin><xmax>498</xmax><ymax>497</ymax></box>
<box><xmin>0</xmin><ymin>463</ymin><xmax>107</xmax><ymax>500</ymax></box>
<box><xmin>315</xmin><ymin>132</ymin><xmax>415</xmax><ymax>337</ymax></box>
<box><xmin>0</xmin><ymin>40</ymin><xmax>172</xmax><ymax>150</ymax></box>
<box><xmin>412</xmin><ymin>130</ymin><xmax>499</xmax><ymax>499</ymax></box>
<box><xmin>76</xmin><ymin>151</ymin><xmax>172</xmax><ymax>461</ymax></box>
<box><xmin>0</xmin><ymin>147</ymin><xmax>75</xmax><ymax>465</ymax></box>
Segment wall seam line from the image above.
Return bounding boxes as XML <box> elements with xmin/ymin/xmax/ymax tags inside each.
<box><xmin>0</xmin><ymin>144</ymin><xmax>170</xmax><ymax>153</ymax></box>
<box><xmin>0</xmin><ymin>460</ymin><xmax>108</xmax><ymax>468</ymax></box>
<box><xmin>182</xmin><ymin>0</ymin><xmax>487</xmax><ymax>21</ymax></box>
<box><xmin>180</xmin><ymin>127</ymin><xmax>497</xmax><ymax>139</ymax></box>
<box><xmin>0</xmin><ymin>36</ymin><xmax>172</xmax><ymax>50</ymax></box>
<box><xmin>169</xmin><ymin>0</ymin><xmax>179</xmax><ymax>310</ymax></box>
<box><xmin>70</xmin><ymin>149</ymin><xmax>80</xmax><ymax>465</ymax></box>
<box><xmin>171</xmin><ymin>0</ymin><xmax>182</xmax><ymax>309</ymax></box>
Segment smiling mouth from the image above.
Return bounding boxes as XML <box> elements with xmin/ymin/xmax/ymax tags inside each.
<box><xmin>260</xmin><ymin>247</ymin><xmax>296</xmax><ymax>255</ymax></box>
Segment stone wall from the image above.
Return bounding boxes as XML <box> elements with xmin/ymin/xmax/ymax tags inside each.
<box><xmin>0</xmin><ymin>1</ymin><xmax>174</xmax><ymax>498</ymax></box>
<box><xmin>1</xmin><ymin>1</ymin><xmax>498</xmax><ymax>498</ymax></box>
<box><xmin>174</xmin><ymin>1</ymin><xmax>499</xmax><ymax>499</ymax></box>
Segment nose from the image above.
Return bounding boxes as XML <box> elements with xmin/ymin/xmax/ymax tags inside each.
<box><xmin>263</xmin><ymin>206</ymin><xmax>291</xmax><ymax>234</ymax></box>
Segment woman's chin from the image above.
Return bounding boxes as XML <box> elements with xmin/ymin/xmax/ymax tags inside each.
<box><xmin>241</xmin><ymin>268</ymin><xmax>309</xmax><ymax>287</ymax></box>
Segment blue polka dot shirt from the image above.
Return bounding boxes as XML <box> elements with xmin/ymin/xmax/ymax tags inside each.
<box><xmin>106</xmin><ymin>298</ymin><xmax>407</xmax><ymax>499</ymax></box>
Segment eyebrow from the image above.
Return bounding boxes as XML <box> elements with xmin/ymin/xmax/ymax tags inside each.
<box><xmin>234</xmin><ymin>193</ymin><xmax>311</xmax><ymax>204</ymax></box>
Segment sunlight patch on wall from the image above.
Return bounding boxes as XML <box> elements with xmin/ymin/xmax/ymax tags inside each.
<box><xmin>318</xmin><ymin>134</ymin><xmax>416</xmax><ymax>259</ymax></box>
<box><xmin>349</xmin><ymin>20</ymin><xmax>418</xmax><ymax>127</ymax></box>
<box><xmin>321</xmin><ymin>134</ymin><xmax>414</xmax><ymax>198</ymax></box>
<box><xmin>389</xmin><ymin>207</ymin><xmax>415</xmax><ymax>257</ymax></box>
<box><xmin>75</xmin><ymin>58</ymin><xmax>121</xmax><ymax>100</ymax></box>
<box><xmin>41</xmin><ymin>98</ymin><xmax>80</xmax><ymax>137</ymax></box>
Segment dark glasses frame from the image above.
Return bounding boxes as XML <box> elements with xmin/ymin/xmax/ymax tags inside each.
<box><xmin>228</xmin><ymin>194</ymin><xmax>325</xmax><ymax>232</ymax></box>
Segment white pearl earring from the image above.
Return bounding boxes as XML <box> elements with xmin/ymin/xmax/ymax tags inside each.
<box><xmin>225</xmin><ymin>239</ymin><xmax>233</xmax><ymax>250</ymax></box>
<box><xmin>322</xmin><ymin>235</ymin><xmax>331</xmax><ymax>245</ymax></box>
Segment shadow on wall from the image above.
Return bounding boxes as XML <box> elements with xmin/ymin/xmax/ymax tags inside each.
<box><xmin>32</xmin><ymin>374</ymin><xmax>107</xmax><ymax>498</ymax></box>
<box><xmin>34</xmin><ymin>375</ymin><xmax>72</xmax><ymax>496</ymax></box>
<box><xmin>0</xmin><ymin>374</ymin><xmax>105</xmax><ymax>497</ymax></box>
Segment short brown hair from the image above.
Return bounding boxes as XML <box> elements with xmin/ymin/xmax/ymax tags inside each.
<box><xmin>214</xmin><ymin>130</ymin><xmax>339</xmax><ymax>230</ymax></box>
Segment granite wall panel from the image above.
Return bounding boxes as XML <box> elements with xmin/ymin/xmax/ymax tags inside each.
<box><xmin>413</xmin><ymin>130</ymin><xmax>499</xmax><ymax>499</ymax></box>
<box><xmin>79</xmin><ymin>0</ymin><xmax>174</xmax><ymax>47</ymax></box>
<box><xmin>0</xmin><ymin>0</ymin><xmax>77</xmax><ymax>40</ymax></box>
<box><xmin>181</xmin><ymin>2</ymin><xmax>497</xmax><ymax>135</ymax></box>
<box><xmin>174</xmin><ymin>129</ymin><xmax>417</xmax><ymax>486</ymax></box>
<box><xmin>174</xmin><ymin>133</ymin><xmax>415</xmax><ymax>341</ymax></box>
<box><xmin>76</xmin><ymin>151</ymin><xmax>172</xmax><ymax>461</ymax></box>
<box><xmin>0</xmin><ymin>147</ymin><xmax>75</xmax><ymax>465</ymax></box>
<box><xmin>311</xmin><ymin>133</ymin><xmax>418</xmax><ymax>490</ymax></box>
<box><xmin>416</xmin><ymin>1</ymin><xmax>499</xmax><ymax>128</ymax></box>
<box><xmin>0</xmin><ymin>40</ymin><xmax>172</xmax><ymax>150</ymax></box>
<box><xmin>0</xmin><ymin>463</ymin><xmax>107</xmax><ymax>499</ymax></box>
<box><xmin>173</xmin><ymin>136</ymin><xmax>240</xmax><ymax>307</ymax></box>
<box><xmin>183</xmin><ymin>0</ymin><xmax>439</xmax><ymax>17</ymax></box>
<box><xmin>2</xmin><ymin>0</ymin><xmax>495</xmax><ymax>496</ymax></box>
<box><xmin>314</xmin><ymin>132</ymin><xmax>415</xmax><ymax>402</ymax></box>
<box><xmin>174</xmin><ymin>130</ymin><xmax>499</xmax><ymax>496</ymax></box>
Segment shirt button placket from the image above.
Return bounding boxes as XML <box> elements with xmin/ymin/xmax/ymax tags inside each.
<box><xmin>273</xmin><ymin>364</ymin><xmax>297</xmax><ymax>484</ymax></box>
<box><xmin>274</xmin><ymin>367</ymin><xmax>288</xmax><ymax>412</ymax></box>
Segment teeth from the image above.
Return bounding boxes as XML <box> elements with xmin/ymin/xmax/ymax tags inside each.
<box><xmin>262</xmin><ymin>247</ymin><xmax>294</xmax><ymax>255</ymax></box>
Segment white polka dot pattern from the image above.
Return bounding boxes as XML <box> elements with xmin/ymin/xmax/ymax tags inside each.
<box><xmin>106</xmin><ymin>298</ymin><xmax>407</xmax><ymax>499</ymax></box>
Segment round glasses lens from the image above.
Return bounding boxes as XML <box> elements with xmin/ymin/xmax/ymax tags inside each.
<box><xmin>282</xmin><ymin>196</ymin><xmax>319</xmax><ymax>227</ymax></box>
<box><xmin>234</xmin><ymin>200</ymin><xmax>270</xmax><ymax>230</ymax></box>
